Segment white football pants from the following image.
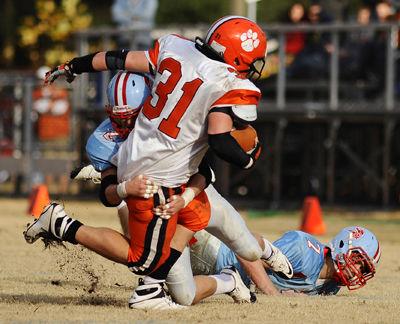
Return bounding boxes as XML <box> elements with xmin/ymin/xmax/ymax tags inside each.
<box><xmin>166</xmin><ymin>184</ymin><xmax>261</xmax><ymax>305</ymax></box>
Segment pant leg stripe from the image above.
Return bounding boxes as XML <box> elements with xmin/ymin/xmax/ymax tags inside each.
<box><xmin>128</xmin><ymin>208</ymin><xmax>159</xmax><ymax>270</ymax></box>
<box><xmin>139</xmin><ymin>187</ymin><xmax>170</xmax><ymax>273</ymax></box>
<box><xmin>141</xmin><ymin>217</ymin><xmax>163</xmax><ymax>269</ymax></box>
<box><xmin>128</xmin><ymin>189</ymin><xmax>170</xmax><ymax>274</ymax></box>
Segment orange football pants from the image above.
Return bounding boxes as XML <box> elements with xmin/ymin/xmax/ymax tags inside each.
<box><xmin>125</xmin><ymin>187</ymin><xmax>210</xmax><ymax>275</ymax></box>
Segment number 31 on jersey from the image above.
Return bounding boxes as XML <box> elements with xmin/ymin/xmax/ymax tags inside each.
<box><xmin>142</xmin><ymin>57</ymin><xmax>203</xmax><ymax>139</ymax></box>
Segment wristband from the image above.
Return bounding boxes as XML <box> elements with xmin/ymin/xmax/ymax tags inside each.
<box><xmin>69</xmin><ymin>52</ymin><xmax>99</xmax><ymax>74</ymax></box>
<box><xmin>116</xmin><ymin>181</ymin><xmax>128</xmax><ymax>199</ymax></box>
<box><xmin>116</xmin><ymin>200</ymin><xmax>127</xmax><ymax>210</ymax></box>
<box><xmin>181</xmin><ymin>188</ymin><xmax>196</xmax><ymax>208</ymax></box>
<box><xmin>243</xmin><ymin>157</ymin><xmax>254</xmax><ymax>170</ymax></box>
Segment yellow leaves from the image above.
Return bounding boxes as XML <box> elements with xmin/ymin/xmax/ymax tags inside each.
<box><xmin>20</xmin><ymin>26</ymin><xmax>40</xmax><ymax>46</ymax></box>
<box><xmin>45</xmin><ymin>47</ymin><xmax>75</xmax><ymax>66</ymax></box>
<box><xmin>72</xmin><ymin>15</ymin><xmax>92</xmax><ymax>30</ymax></box>
<box><xmin>18</xmin><ymin>0</ymin><xmax>92</xmax><ymax>65</ymax></box>
<box><xmin>63</xmin><ymin>0</ymin><xmax>79</xmax><ymax>18</ymax></box>
<box><xmin>3</xmin><ymin>43</ymin><xmax>15</xmax><ymax>62</ymax></box>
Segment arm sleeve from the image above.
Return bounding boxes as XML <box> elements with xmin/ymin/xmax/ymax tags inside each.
<box><xmin>208</xmin><ymin>132</ymin><xmax>252</xmax><ymax>169</ymax></box>
<box><xmin>197</xmin><ymin>155</ymin><xmax>215</xmax><ymax>187</ymax></box>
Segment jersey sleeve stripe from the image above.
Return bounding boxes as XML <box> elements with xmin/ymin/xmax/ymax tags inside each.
<box><xmin>145</xmin><ymin>39</ymin><xmax>160</xmax><ymax>70</ymax></box>
<box><xmin>211</xmin><ymin>89</ymin><xmax>261</xmax><ymax>108</ymax></box>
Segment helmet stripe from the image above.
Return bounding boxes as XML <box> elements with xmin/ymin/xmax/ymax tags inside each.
<box><xmin>114</xmin><ymin>72</ymin><xmax>123</xmax><ymax>106</ymax></box>
<box><xmin>205</xmin><ymin>15</ymin><xmax>251</xmax><ymax>43</ymax></box>
<box><xmin>373</xmin><ymin>242</ymin><xmax>381</xmax><ymax>263</ymax></box>
<box><xmin>121</xmin><ymin>72</ymin><xmax>131</xmax><ymax>106</ymax></box>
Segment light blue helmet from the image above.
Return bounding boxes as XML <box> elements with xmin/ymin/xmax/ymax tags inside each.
<box><xmin>106</xmin><ymin>71</ymin><xmax>151</xmax><ymax>139</ymax></box>
<box><xmin>329</xmin><ymin>226</ymin><xmax>381</xmax><ymax>290</ymax></box>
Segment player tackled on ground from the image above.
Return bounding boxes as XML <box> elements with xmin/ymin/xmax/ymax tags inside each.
<box><xmin>23</xmin><ymin>16</ymin><xmax>287</xmax><ymax>310</ymax></box>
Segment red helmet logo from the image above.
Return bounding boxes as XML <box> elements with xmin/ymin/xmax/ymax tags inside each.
<box><xmin>351</xmin><ymin>227</ymin><xmax>365</xmax><ymax>239</ymax></box>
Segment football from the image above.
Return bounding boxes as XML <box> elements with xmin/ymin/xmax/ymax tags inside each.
<box><xmin>230</xmin><ymin>125</ymin><xmax>258</xmax><ymax>153</ymax></box>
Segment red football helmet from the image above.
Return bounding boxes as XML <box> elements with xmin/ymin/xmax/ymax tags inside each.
<box><xmin>205</xmin><ymin>16</ymin><xmax>268</xmax><ymax>80</ymax></box>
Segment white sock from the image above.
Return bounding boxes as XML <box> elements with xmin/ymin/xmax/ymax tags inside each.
<box><xmin>142</xmin><ymin>276</ymin><xmax>165</xmax><ymax>285</ymax></box>
<box><xmin>210</xmin><ymin>273</ymin><xmax>235</xmax><ymax>295</ymax></box>
<box><xmin>262</xmin><ymin>238</ymin><xmax>273</xmax><ymax>259</ymax></box>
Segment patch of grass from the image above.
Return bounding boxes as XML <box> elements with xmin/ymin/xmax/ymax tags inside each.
<box><xmin>247</xmin><ymin>210</ymin><xmax>298</xmax><ymax>218</ymax></box>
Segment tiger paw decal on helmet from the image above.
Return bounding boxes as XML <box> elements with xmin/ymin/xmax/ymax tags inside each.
<box><xmin>240</xmin><ymin>29</ymin><xmax>260</xmax><ymax>52</ymax></box>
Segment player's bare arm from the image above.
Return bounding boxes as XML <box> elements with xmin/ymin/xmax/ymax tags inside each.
<box><xmin>236</xmin><ymin>256</ymin><xmax>280</xmax><ymax>296</ymax></box>
<box><xmin>100</xmin><ymin>167</ymin><xmax>158</xmax><ymax>207</ymax></box>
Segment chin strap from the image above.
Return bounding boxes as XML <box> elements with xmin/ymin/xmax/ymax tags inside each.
<box><xmin>194</xmin><ymin>37</ymin><xmax>225</xmax><ymax>63</ymax></box>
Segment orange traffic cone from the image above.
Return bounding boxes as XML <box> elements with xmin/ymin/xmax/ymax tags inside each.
<box><xmin>27</xmin><ymin>184</ymin><xmax>50</xmax><ymax>217</ymax></box>
<box><xmin>300</xmin><ymin>196</ymin><xmax>326</xmax><ymax>235</ymax></box>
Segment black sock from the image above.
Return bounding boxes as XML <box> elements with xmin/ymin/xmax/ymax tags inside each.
<box><xmin>63</xmin><ymin>220</ymin><xmax>83</xmax><ymax>244</ymax></box>
<box><xmin>150</xmin><ymin>248</ymin><xmax>182</xmax><ymax>280</ymax></box>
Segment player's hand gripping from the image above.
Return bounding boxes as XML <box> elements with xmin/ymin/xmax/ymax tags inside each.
<box><xmin>245</xmin><ymin>141</ymin><xmax>262</xmax><ymax>169</ymax></box>
<box><xmin>44</xmin><ymin>62</ymin><xmax>76</xmax><ymax>85</ymax></box>
<box><xmin>125</xmin><ymin>175</ymin><xmax>158</xmax><ymax>198</ymax></box>
<box><xmin>153</xmin><ymin>195</ymin><xmax>185</xmax><ymax>220</ymax></box>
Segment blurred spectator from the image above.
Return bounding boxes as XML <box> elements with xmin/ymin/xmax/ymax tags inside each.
<box><xmin>354</xmin><ymin>1</ymin><xmax>397</xmax><ymax>97</ymax></box>
<box><xmin>284</xmin><ymin>3</ymin><xmax>307</xmax><ymax>55</ymax></box>
<box><xmin>287</xmin><ymin>3</ymin><xmax>333</xmax><ymax>79</ymax></box>
<box><xmin>323</xmin><ymin>0</ymin><xmax>351</xmax><ymax>22</ymax></box>
<box><xmin>339</xmin><ymin>6</ymin><xmax>374</xmax><ymax>81</ymax></box>
<box><xmin>375</xmin><ymin>0</ymin><xmax>396</xmax><ymax>21</ymax></box>
<box><xmin>112</xmin><ymin>0</ymin><xmax>158</xmax><ymax>49</ymax></box>
<box><xmin>358</xmin><ymin>6</ymin><xmax>372</xmax><ymax>25</ymax></box>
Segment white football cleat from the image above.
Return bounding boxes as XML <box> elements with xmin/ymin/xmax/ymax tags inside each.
<box><xmin>24</xmin><ymin>202</ymin><xmax>73</xmax><ymax>244</ymax></box>
<box><xmin>263</xmin><ymin>244</ymin><xmax>293</xmax><ymax>279</ymax></box>
<box><xmin>129</xmin><ymin>279</ymin><xmax>186</xmax><ymax>310</ymax></box>
<box><xmin>221</xmin><ymin>266</ymin><xmax>256</xmax><ymax>304</ymax></box>
<box><xmin>70</xmin><ymin>164</ymin><xmax>101</xmax><ymax>184</ymax></box>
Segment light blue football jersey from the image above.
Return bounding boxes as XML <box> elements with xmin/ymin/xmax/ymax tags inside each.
<box><xmin>85</xmin><ymin>119</ymin><xmax>124</xmax><ymax>172</ymax></box>
<box><xmin>215</xmin><ymin>230</ymin><xmax>341</xmax><ymax>295</ymax></box>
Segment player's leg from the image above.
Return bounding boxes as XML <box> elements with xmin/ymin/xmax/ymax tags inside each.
<box><xmin>167</xmin><ymin>227</ymin><xmax>226</xmax><ymax>305</ymax></box>
<box><xmin>166</xmin><ymin>244</ymin><xmax>197</xmax><ymax>305</ymax></box>
<box><xmin>24</xmin><ymin>203</ymin><xmax>130</xmax><ymax>264</ymax></box>
<box><xmin>205</xmin><ymin>185</ymin><xmax>261</xmax><ymax>261</ymax></box>
<box><xmin>167</xmin><ymin>228</ymin><xmax>255</xmax><ymax>305</ymax></box>
<box><xmin>126</xmin><ymin>187</ymin><xmax>213</xmax><ymax>309</ymax></box>
<box><xmin>205</xmin><ymin>185</ymin><xmax>293</xmax><ymax>277</ymax></box>
<box><xmin>116</xmin><ymin>201</ymin><xmax>130</xmax><ymax>237</ymax></box>
<box><xmin>24</xmin><ymin>197</ymin><xmax>183</xmax><ymax>310</ymax></box>
<box><xmin>167</xmin><ymin>192</ymin><xmax>248</xmax><ymax>305</ymax></box>
<box><xmin>75</xmin><ymin>225</ymin><xmax>129</xmax><ymax>264</ymax></box>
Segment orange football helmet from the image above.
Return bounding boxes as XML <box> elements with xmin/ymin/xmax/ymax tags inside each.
<box><xmin>204</xmin><ymin>16</ymin><xmax>267</xmax><ymax>80</ymax></box>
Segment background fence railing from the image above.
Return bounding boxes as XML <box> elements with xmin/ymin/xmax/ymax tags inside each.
<box><xmin>1</xmin><ymin>23</ymin><xmax>399</xmax><ymax>207</ymax></box>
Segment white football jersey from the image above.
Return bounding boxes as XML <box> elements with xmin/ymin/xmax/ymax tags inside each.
<box><xmin>116</xmin><ymin>34</ymin><xmax>261</xmax><ymax>187</ymax></box>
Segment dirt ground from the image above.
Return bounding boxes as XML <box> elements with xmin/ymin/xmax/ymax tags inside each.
<box><xmin>1</xmin><ymin>198</ymin><xmax>399</xmax><ymax>323</ymax></box>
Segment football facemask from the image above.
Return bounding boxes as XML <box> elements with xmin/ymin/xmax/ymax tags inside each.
<box><xmin>329</xmin><ymin>226</ymin><xmax>381</xmax><ymax>290</ymax></box>
<box><xmin>333</xmin><ymin>247</ymin><xmax>376</xmax><ymax>290</ymax></box>
<box><xmin>105</xmin><ymin>105</ymin><xmax>140</xmax><ymax>139</ymax></box>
